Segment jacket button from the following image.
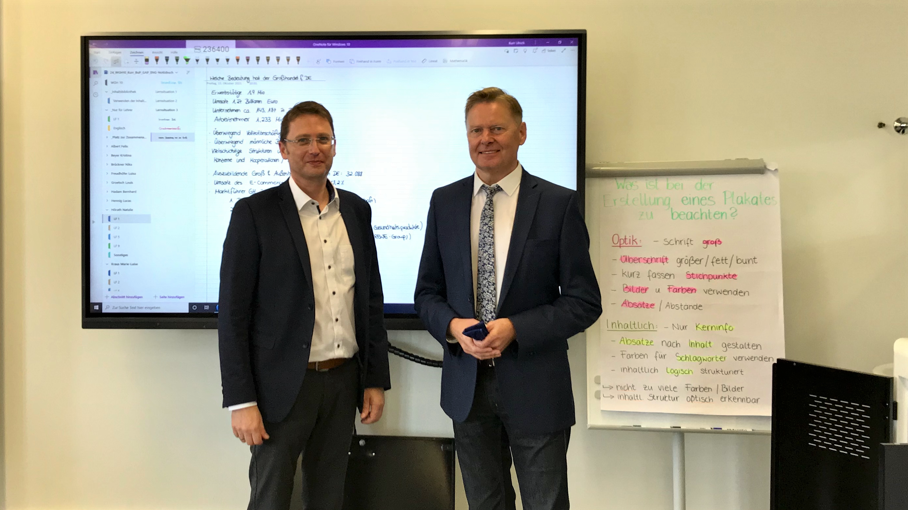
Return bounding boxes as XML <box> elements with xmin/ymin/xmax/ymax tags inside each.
<box><xmin>307</xmin><ymin>304</ymin><xmax>314</xmax><ymax>311</ymax></box>
<box><xmin>302</xmin><ymin>344</ymin><xmax>309</xmax><ymax>349</ymax></box>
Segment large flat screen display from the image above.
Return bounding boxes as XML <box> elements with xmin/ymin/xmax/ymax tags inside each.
<box><xmin>82</xmin><ymin>31</ymin><xmax>586</xmax><ymax>329</ymax></box>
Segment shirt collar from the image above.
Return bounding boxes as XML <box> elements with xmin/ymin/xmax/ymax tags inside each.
<box><xmin>473</xmin><ymin>163</ymin><xmax>522</xmax><ymax>197</ymax></box>
<box><xmin>288</xmin><ymin>177</ymin><xmax>339</xmax><ymax>212</ymax></box>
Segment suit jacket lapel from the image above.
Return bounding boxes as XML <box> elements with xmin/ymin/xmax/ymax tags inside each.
<box><xmin>456</xmin><ymin>177</ymin><xmax>474</xmax><ymax>307</ymax></box>
<box><xmin>498</xmin><ymin>170</ymin><xmax>540</xmax><ymax>310</ymax></box>
<box><xmin>278</xmin><ymin>181</ymin><xmax>313</xmax><ymax>290</ymax></box>
<box><xmin>338</xmin><ymin>193</ymin><xmax>366</xmax><ymax>311</ymax></box>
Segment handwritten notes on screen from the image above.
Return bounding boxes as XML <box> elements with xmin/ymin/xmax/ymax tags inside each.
<box><xmin>599</xmin><ymin>171</ymin><xmax>784</xmax><ymax>416</ymax></box>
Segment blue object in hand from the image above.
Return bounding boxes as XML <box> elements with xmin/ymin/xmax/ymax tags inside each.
<box><xmin>462</xmin><ymin>322</ymin><xmax>489</xmax><ymax>340</ymax></box>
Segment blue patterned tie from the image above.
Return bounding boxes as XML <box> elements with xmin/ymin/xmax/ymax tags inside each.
<box><xmin>477</xmin><ymin>184</ymin><xmax>502</xmax><ymax>323</ymax></box>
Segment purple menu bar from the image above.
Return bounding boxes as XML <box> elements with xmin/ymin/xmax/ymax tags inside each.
<box><xmin>90</xmin><ymin>37</ymin><xmax>579</xmax><ymax>49</ymax></box>
<box><xmin>89</xmin><ymin>40</ymin><xmax>186</xmax><ymax>49</ymax></box>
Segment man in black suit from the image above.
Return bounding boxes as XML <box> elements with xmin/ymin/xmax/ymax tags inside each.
<box><xmin>219</xmin><ymin>101</ymin><xmax>390</xmax><ymax>510</ymax></box>
<box><xmin>415</xmin><ymin>88</ymin><xmax>601</xmax><ymax>510</ymax></box>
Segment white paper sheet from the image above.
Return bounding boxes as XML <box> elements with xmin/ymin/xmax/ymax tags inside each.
<box><xmin>598</xmin><ymin>171</ymin><xmax>784</xmax><ymax>416</ymax></box>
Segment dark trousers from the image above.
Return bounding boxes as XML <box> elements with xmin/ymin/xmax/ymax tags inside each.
<box><xmin>248</xmin><ymin>360</ymin><xmax>358</xmax><ymax>510</ymax></box>
<box><xmin>453</xmin><ymin>366</ymin><xmax>571</xmax><ymax>510</ymax></box>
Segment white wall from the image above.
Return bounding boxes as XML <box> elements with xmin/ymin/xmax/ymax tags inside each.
<box><xmin>4</xmin><ymin>0</ymin><xmax>908</xmax><ymax>508</ymax></box>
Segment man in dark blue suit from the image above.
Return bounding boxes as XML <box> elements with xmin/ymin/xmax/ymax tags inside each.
<box><xmin>415</xmin><ymin>88</ymin><xmax>601</xmax><ymax>510</ymax></box>
<box><xmin>219</xmin><ymin>101</ymin><xmax>390</xmax><ymax>510</ymax></box>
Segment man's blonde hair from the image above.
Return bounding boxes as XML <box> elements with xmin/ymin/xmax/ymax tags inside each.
<box><xmin>464</xmin><ymin>87</ymin><xmax>523</xmax><ymax>122</ymax></box>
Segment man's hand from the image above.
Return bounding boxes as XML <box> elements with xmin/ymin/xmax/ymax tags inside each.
<box><xmin>232</xmin><ymin>405</ymin><xmax>269</xmax><ymax>446</ymax></box>
<box><xmin>448</xmin><ymin>317</ymin><xmax>501</xmax><ymax>360</ymax></box>
<box><xmin>361</xmin><ymin>388</ymin><xmax>385</xmax><ymax>424</ymax></box>
<box><xmin>481</xmin><ymin>318</ymin><xmax>516</xmax><ymax>353</ymax></box>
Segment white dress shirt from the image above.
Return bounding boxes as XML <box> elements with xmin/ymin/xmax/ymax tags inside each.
<box><xmin>471</xmin><ymin>164</ymin><xmax>522</xmax><ymax>310</ymax></box>
<box><xmin>229</xmin><ymin>178</ymin><xmax>358</xmax><ymax>412</ymax></box>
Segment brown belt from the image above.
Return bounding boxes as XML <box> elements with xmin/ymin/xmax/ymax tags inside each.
<box><xmin>307</xmin><ymin>357</ymin><xmax>350</xmax><ymax>372</ymax></box>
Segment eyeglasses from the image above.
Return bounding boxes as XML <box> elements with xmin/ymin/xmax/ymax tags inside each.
<box><xmin>282</xmin><ymin>136</ymin><xmax>336</xmax><ymax>148</ymax></box>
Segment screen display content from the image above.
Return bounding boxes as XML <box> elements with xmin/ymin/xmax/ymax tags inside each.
<box><xmin>82</xmin><ymin>32</ymin><xmax>586</xmax><ymax>328</ymax></box>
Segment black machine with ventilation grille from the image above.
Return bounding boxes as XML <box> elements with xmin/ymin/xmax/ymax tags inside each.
<box><xmin>288</xmin><ymin>435</ymin><xmax>456</xmax><ymax>510</ymax></box>
<box><xmin>771</xmin><ymin>359</ymin><xmax>893</xmax><ymax>510</ymax></box>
